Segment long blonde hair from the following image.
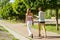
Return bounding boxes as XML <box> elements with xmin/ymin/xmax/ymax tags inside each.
<box><xmin>26</xmin><ymin>8</ymin><xmax>31</xmax><ymax>15</ymax></box>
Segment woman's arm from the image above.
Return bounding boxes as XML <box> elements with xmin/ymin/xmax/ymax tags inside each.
<box><xmin>34</xmin><ymin>12</ymin><xmax>40</xmax><ymax>18</ymax></box>
<box><xmin>34</xmin><ymin>15</ymin><xmax>38</xmax><ymax>18</ymax></box>
<box><xmin>38</xmin><ymin>12</ymin><xmax>40</xmax><ymax>19</ymax></box>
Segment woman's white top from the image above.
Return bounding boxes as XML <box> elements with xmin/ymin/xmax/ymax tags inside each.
<box><xmin>38</xmin><ymin>11</ymin><xmax>45</xmax><ymax>22</ymax></box>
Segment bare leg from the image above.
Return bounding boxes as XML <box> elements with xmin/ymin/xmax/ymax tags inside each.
<box><xmin>38</xmin><ymin>22</ymin><xmax>41</xmax><ymax>37</ymax></box>
<box><xmin>42</xmin><ymin>23</ymin><xmax>47</xmax><ymax>38</ymax></box>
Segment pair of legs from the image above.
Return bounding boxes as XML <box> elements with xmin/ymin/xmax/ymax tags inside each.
<box><xmin>38</xmin><ymin>22</ymin><xmax>47</xmax><ymax>37</ymax></box>
<box><xmin>27</xmin><ymin>21</ymin><xmax>33</xmax><ymax>38</ymax></box>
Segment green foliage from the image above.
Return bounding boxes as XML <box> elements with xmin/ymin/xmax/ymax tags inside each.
<box><xmin>0</xmin><ymin>0</ymin><xmax>60</xmax><ymax>21</ymax></box>
<box><xmin>12</xmin><ymin>0</ymin><xmax>26</xmax><ymax>20</ymax></box>
<box><xmin>0</xmin><ymin>3</ymin><xmax>17</xmax><ymax>20</ymax></box>
<box><xmin>0</xmin><ymin>0</ymin><xmax>10</xmax><ymax>9</ymax></box>
<box><xmin>0</xmin><ymin>0</ymin><xmax>11</xmax><ymax>19</ymax></box>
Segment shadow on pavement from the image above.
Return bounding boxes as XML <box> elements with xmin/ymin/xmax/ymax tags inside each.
<box><xmin>33</xmin><ymin>36</ymin><xmax>60</xmax><ymax>39</ymax></box>
<box><xmin>46</xmin><ymin>36</ymin><xmax>60</xmax><ymax>39</ymax></box>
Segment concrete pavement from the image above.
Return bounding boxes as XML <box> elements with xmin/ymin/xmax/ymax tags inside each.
<box><xmin>0</xmin><ymin>20</ymin><xmax>60</xmax><ymax>40</ymax></box>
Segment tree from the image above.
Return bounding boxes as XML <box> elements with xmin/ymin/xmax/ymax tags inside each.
<box><xmin>46</xmin><ymin>0</ymin><xmax>60</xmax><ymax>30</ymax></box>
<box><xmin>12</xmin><ymin>0</ymin><xmax>26</xmax><ymax>20</ymax></box>
<box><xmin>0</xmin><ymin>0</ymin><xmax>10</xmax><ymax>9</ymax></box>
<box><xmin>0</xmin><ymin>0</ymin><xmax>10</xmax><ymax>19</ymax></box>
<box><xmin>0</xmin><ymin>3</ymin><xmax>15</xmax><ymax>19</ymax></box>
<box><xmin>12</xmin><ymin>0</ymin><xmax>44</xmax><ymax>20</ymax></box>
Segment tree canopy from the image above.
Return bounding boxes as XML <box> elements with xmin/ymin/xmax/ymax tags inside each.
<box><xmin>0</xmin><ymin>0</ymin><xmax>60</xmax><ymax>20</ymax></box>
<box><xmin>0</xmin><ymin>0</ymin><xmax>10</xmax><ymax>9</ymax></box>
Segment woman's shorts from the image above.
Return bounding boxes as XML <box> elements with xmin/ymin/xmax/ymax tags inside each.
<box><xmin>39</xmin><ymin>21</ymin><xmax>45</xmax><ymax>23</ymax></box>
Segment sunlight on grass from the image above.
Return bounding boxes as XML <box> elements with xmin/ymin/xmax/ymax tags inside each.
<box><xmin>3</xmin><ymin>20</ymin><xmax>24</xmax><ymax>24</ymax></box>
<box><xmin>33</xmin><ymin>24</ymin><xmax>60</xmax><ymax>34</ymax></box>
<box><xmin>0</xmin><ymin>26</ymin><xmax>8</xmax><ymax>32</ymax></box>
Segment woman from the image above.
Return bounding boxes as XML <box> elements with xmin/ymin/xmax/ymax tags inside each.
<box><xmin>35</xmin><ymin>7</ymin><xmax>47</xmax><ymax>37</ymax></box>
<box><xmin>25</xmin><ymin>8</ymin><xmax>33</xmax><ymax>38</ymax></box>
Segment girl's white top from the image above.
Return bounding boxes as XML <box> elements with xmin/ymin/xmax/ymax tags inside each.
<box><xmin>38</xmin><ymin>11</ymin><xmax>45</xmax><ymax>22</ymax></box>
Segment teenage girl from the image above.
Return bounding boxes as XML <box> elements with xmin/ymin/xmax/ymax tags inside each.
<box><xmin>25</xmin><ymin>8</ymin><xmax>33</xmax><ymax>38</ymax></box>
<box><xmin>38</xmin><ymin>7</ymin><xmax>47</xmax><ymax>38</ymax></box>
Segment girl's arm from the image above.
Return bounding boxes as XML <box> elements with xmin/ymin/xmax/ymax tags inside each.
<box><xmin>31</xmin><ymin>13</ymin><xmax>34</xmax><ymax>25</ymax></box>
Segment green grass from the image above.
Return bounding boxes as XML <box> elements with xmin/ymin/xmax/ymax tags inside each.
<box><xmin>3</xmin><ymin>20</ymin><xmax>17</xmax><ymax>24</ymax></box>
<box><xmin>0</xmin><ymin>26</ymin><xmax>19</xmax><ymax>40</ymax></box>
<box><xmin>3</xmin><ymin>20</ymin><xmax>23</xmax><ymax>24</ymax></box>
<box><xmin>0</xmin><ymin>26</ymin><xmax>8</xmax><ymax>32</ymax></box>
<box><xmin>33</xmin><ymin>24</ymin><xmax>60</xmax><ymax>34</ymax></box>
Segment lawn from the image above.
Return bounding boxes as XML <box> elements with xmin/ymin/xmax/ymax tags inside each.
<box><xmin>3</xmin><ymin>20</ymin><xmax>23</xmax><ymax>24</ymax></box>
<box><xmin>33</xmin><ymin>24</ymin><xmax>60</xmax><ymax>34</ymax></box>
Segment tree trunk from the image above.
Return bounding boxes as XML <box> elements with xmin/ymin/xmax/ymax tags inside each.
<box><xmin>56</xmin><ymin>9</ymin><xmax>59</xmax><ymax>31</ymax></box>
<box><xmin>50</xmin><ymin>9</ymin><xmax>52</xmax><ymax>16</ymax></box>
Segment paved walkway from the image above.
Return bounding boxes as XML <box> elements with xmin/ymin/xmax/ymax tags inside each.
<box><xmin>0</xmin><ymin>20</ymin><xmax>60</xmax><ymax>40</ymax></box>
<box><xmin>0</xmin><ymin>25</ymin><xmax>18</xmax><ymax>40</ymax></box>
<box><xmin>0</xmin><ymin>31</ymin><xmax>13</xmax><ymax>40</ymax></box>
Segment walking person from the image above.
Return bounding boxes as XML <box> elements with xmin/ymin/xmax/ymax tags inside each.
<box><xmin>25</xmin><ymin>8</ymin><xmax>33</xmax><ymax>38</ymax></box>
<box><xmin>38</xmin><ymin>7</ymin><xmax>47</xmax><ymax>38</ymax></box>
<box><xmin>35</xmin><ymin>6</ymin><xmax>47</xmax><ymax>38</ymax></box>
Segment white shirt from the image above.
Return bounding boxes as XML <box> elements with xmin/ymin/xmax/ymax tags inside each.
<box><xmin>38</xmin><ymin>11</ymin><xmax>45</xmax><ymax>22</ymax></box>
